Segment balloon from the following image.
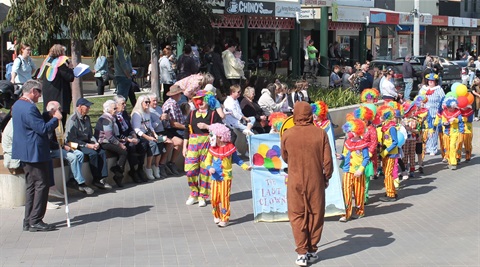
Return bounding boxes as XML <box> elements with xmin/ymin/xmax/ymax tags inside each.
<box><xmin>252</xmin><ymin>153</ymin><xmax>264</xmax><ymax>166</ymax></box>
<box><xmin>266</xmin><ymin>148</ymin><xmax>278</xmax><ymax>158</ymax></box>
<box><xmin>257</xmin><ymin>144</ymin><xmax>269</xmax><ymax>157</ymax></box>
<box><xmin>445</xmin><ymin>91</ymin><xmax>458</xmax><ymax>98</ymax></box>
<box><xmin>362</xmin><ymin>103</ymin><xmax>377</xmax><ymax>116</ymax></box>
<box><xmin>467</xmin><ymin>92</ymin><xmax>475</xmax><ymax>105</ymax></box>
<box><xmin>271</xmin><ymin>156</ymin><xmax>282</xmax><ymax>170</ymax></box>
<box><xmin>457</xmin><ymin>96</ymin><xmax>468</xmax><ymax>108</ymax></box>
<box><xmin>455</xmin><ymin>84</ymin><xmax>468</xmax><ymax>97</ymax></box>
<box><xmin>451</xmin><ymin>82</ymin><xmax>461</xmax><ymax>92</ymax></box>
<box><xmin>264</xmin><ymin>157</ymin><xmax>274</xmax><ymax>169</ymax></box>
<box><xmin>397</xmin><ymin>131</ymin><xmax>406</xmax><ymax>147</ymax></box>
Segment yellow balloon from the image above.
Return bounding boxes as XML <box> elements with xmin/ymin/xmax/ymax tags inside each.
<box><xmin>456</xmin><ymin>84</ymin><xmax>468</xmax><ymax>97</ymax></box>
<box><xmin>257</xmin><ymin>144</ymin><xmax>270</xmax><ymax>157</ymax></box>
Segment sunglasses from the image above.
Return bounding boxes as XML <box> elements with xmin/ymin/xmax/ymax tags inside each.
<box><xmin>144</xmin><ymin>101</ymin><xmax>151</xmax><ymax>104</ymax></box>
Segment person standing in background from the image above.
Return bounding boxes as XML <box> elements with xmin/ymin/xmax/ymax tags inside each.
<box><xmin>159</xmin><ymin>46</ymin><xmax>176</xmax><ymax>102</ymax></box>
<box><xmin>10</xmin><ymin>44</ymin><xmax>36</xmax><ymax>86</ymax></box>
<box><xmin>222</xmin><ymin>41</ymin><xmax>244</xmax><ymax>87</ymax></box>
<box><xmin>12</xmin><ymin>80</ymin><xmax>62</xmax><ymax>232</ymax></box>
<box><xmin>94</xmin><ymin>55</ymin><xmax>109</xmax><ymax>95</ymax></box>
<box><xmin>114</xmin><ymin>42</ymin><xmax>134</xmax><ymax>103</ymax></box>
<box><xmin>269</xmin><ymin>41</ymin><xmax>279</xmax><ymax>74</ymax></box>
<box><xmin>402</xmin><ymin>55</ymin><xmax>414</xmax><ymax>100</ymax></box>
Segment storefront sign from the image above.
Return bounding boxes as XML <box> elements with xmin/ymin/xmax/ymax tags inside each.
<box><xmin>332</xmin><ymin>5</ymin><xmax>369</xmax><ymax>23</ymax></box>
<box><xmin>448</xmin><ymin>17</ymin><xmax>477</xmax><ymax>28</ymax></box>
<box><xmin>370</xmin><ymin>11</ymin><xmax>399</xmax><ymax>25</ymax></box>
<box><xmin>432</xmin><ymin>15</ymin><xmax>448</xmax><ymax>26</ymax></box>
<box><xmin>275</xmin><ymin>2</ymin><xmax>301</xmax><ymax>18</ymax></box>
<box><xmin>300</xmin><ymin>0</ymin><xmax>332</xmax><ymax>6</ymax></box>
<box><xmin>443</xmin><ymin>30</ymin><xmax>470</xmax><ymax>36</ymax></box>
<box><xmin>334</xmin><ymin>0</ymin><xmax>373</xmax><ymax>8</ymax></box>
<box><xmin>225</xmin><ymin>0</ymin><xmax>275</xmax><ymax>15</ymax></box>
<box><xmin>398</xmin><ymin>13</ymin><xmax>432</xmax><ymax>25</ymax></box>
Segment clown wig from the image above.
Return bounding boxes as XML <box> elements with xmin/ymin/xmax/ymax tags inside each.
<box><xmin>360</xmin><ymin>88</ymin><xmax>380</xmax><ymax>103</ymax></box>
<box><xmin>377</xmin><ymin>105</ymin><xmax>395</xmax><ymax>122</ymax></box>
<box><xmin>387</xmin><ymin>101</ymin><xmax>404</xmax><ymax>117</ymax></box>
<box><xmin>345</xmin><ymin>112</ymin><xmax>355</xmax><ymax>121</ymax></box>
<box><xmin>192</xmin><ymin>90</ymin><xmax>217</xmax><ymax>110</ymax></box>
<box><xmin>268</xmin><ymin>112</ymin><xmax>288</xmax><ymax>132</ymax></box>
<box><xmin>310</xmin><ymin>101</ymin><xmax>329</xmax><ymax>121</ymax></box>
<box><xmin>353</xmin><ymin>106</ymin><xmax>374</xmax><ymax>122</ymax></box>
<box><xmin>443</xmin><ymin>96</ymin><xmax>458</xmax><ymax>109</ymax></box>
<box><xmin>342</xmin><ymin>118</ymin><xmax>366</xmax><ymax>137</ymax></box>
<box><xmin>208</xmin><ymin>123</ymin><xmax>231</xmax><ymax>143</ymax></box>
<box><xmin>413</xmin><ymin>94</ymin><xmax>428</xmax><ymax>107</ymax></box>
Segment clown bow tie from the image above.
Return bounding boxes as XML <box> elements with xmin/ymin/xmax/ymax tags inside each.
<box><xmin>196</xmin><ymin>110</ymin><xmax>207</xmax><ymax>118</ymax></box>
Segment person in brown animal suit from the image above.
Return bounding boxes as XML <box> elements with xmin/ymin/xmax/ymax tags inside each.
<box><xmin>281</xmin><ymin>101</ymin><xmax>334</xmax><ymax>266</ymax></box>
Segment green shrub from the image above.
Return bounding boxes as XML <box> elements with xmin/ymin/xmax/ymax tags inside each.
<box><xmin>308</xmin><ymin>87</ymin><xmax>360</xmax><ymax>108</ymax></box>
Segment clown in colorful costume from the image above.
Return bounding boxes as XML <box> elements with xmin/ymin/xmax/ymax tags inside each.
<box><xmin>440</xmin><ymin>97</ymin><xmax>464</xmax><ymax>169</ymax></box>
<box><xmin>402</xmin><ymin>101</ymin><xmax>419</xmax><ymax>177</ymax></box>
<box><xmin>183</xmin><ymin>90</ymin><xmax>222</xmax><ymax>207</ymax></box>
<box><xmin>337</xmin><ymin>119</ymin><xmax>369</xmax><ymax>222</ymax></box>
<box><xmin>458</xmin><ymin>106</ymin><xmax>474</xmax><ymax>162</ymax></box>
<box><xmin>352</xmin><ymin>106</ymin><xmax>376</xmax><ymax>203</ymax></box>
<box><xmin>205</xmin><ymin>123</ymin><xmax>251</xmax><ymax>227</ymax></box>
<box><xmin>377</xmin><ymin>105</ymin><xmax>399</xmax><ymax>202</ymax></box>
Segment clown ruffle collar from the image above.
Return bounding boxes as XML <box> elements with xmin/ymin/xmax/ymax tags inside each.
<box><xmin>344</xmin><ymin>139</ymin><xmax>368</xmax><ymax>151</ymax></box>
<box><xmin>381</xmin><ymin>121</ymin><xmax>397</xmax><ymax>132</ymax></box>
<box><xmin>209</xmin><ymin>143</ymin><xmax>237</xmax><ymax>159</ymax></box>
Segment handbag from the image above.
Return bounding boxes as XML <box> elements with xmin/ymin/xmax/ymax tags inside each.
<box><xmin>102</xmin><ymin>73</ymin><xmax>110</xmax><ymax>84</ymax></box>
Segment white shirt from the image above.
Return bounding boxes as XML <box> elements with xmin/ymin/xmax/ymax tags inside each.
<box><xmin>380</xmin><ymin>79</ymin><xmax>397</xmax><ymax>97</ymax></box>
<box><xmin>223</xmin><ymin>96</ymin><xmax>243</xmax><ymax>128</ymax></box>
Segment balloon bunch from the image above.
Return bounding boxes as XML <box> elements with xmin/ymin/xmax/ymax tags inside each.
<box><xmin>448</xmin><ymin>82</ymin><xmax>475</xmax><ymax>109</ymax></box>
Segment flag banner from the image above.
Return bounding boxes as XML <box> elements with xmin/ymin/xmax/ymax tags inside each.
<box><xmin>250</xmin><ymin>132</ymin><xmax>345</xmax><ymax>223</ymax></box>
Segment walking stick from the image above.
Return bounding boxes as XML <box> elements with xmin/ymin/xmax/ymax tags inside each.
<box><xmin>58</xmin><ymin>145</ymin><xmax>71</xmax><ymax>227</ymax></box>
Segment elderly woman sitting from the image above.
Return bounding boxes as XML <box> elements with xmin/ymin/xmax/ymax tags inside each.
<box><xmin>94</xmin><ymin>100</ymin><xmax>128</xmax><ymax>187</ymax></box>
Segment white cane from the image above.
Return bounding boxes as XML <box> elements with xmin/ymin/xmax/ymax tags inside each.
<box><xmin>57</xmin><ymin>145</ymin><xmax>71</xmax><ymax>227</ymax></box>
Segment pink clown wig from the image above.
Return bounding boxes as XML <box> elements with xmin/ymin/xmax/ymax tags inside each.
<box><xmin>342</xmin><ymin>118</ymin><xmax>366</xmax><ymax>137</ymax></box>
<box><xmin>353</xmin><ymin>106</ymin><xmax>374</xmax><ymax>122</ymax></box>
<box><xmin>310</xmin><ymin>101</ymin><xmax>329</xmax><ymax>121</ymax></box>
<box><xmin>360</xmin><ymin>88</ymin><xmax>380</xmax><ymax>103</ymax></box>
<box><xmin>208</xmin><ymin>123</ymin><xmax>231</xmax><ymax>143</ymax></box>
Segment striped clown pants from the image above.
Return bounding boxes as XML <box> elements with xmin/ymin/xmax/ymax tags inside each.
<box><xmin>184</xmin><ymin>134</ymin><xmax>211</xmax><ymax>199</ymax></box>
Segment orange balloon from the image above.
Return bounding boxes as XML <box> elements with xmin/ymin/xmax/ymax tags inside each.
<box><xmin>466</xmin><ymin>92</ymin><xmax>474</xmax><ymax>105</ymax></box>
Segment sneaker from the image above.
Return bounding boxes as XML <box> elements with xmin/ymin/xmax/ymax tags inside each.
<box><xmin>48</xmin><ymin>187</ymin><xmax>64</xmax><ymax>199</ymax></box>
<box><xmin>152</xmin><ymin>165</ymin><xmax>161</xmax><ymax>179</ymax></box>
<box><xmin>451</xmin><ymin>165</ymin><xmax>457</xmax><ymax>170</ymax></box>
<box><xmin>442</xmin><ymin>158</ymin><xmax>448</xmax><ymax>163</ymax></box>
<box><xmin>394</xmin><ymin>178</ymin><xmax>400</xmax><ymax>188</ymax></box>
<box><xmin>429</xmin><ymin>152</ymin><xmax>436</xmax><ymax>156</ymax></box>
<box><xmin>198</xmin><ymin>198</ymin><xmax>207</xmax><ymax>207</ymax></box>
<box><xmin>218</xmin><ymin>221</ymin><xmax>229</xmax><ymax>227</ymax></box>
<box><xmin>78</xmin><ymin>184</ymin><xmax>94</xmax><ymax>195</ymax></box>
<box><xmin>295</xmin><ymin>254</ymin><xmax>308</xmax><ymax>266</ymax></box>
<box><xmin>47</xmin><ymin>201</ymin><xmax>60</xmax><ymax>210</ymax></box>
<box><xmin>167</xmin><ymin>162</ymin><xmax>180</xmax><ymax>175</ymax></box>
<box><xmin>352</xmin><ymin>213</ymin><xmax>365</xmax><ymax>219</ymax></box>
<box><xmin>402</xmin><ymin>172</ymin><xmax>409</xmax><ymax>180</ymax></box>
<box><xmin>144</xmin><ymin>168</ymin><xmax>155</xmax><ymax>180</ymax></box>
<box><xmin>474</xmin><ymin>117</ymin><xmax>479</xmax><ymax>121</ymax></box>
<box><xmin>186</xmin><ymin>196</ymin><xmax>198</xmax><ymax>205</ymax></box>
<box><xmin>379</xmin><ymin>196</ymin><xmax>397</xmax><ymax>202</ymax></box>
<box><xmin>93</xmin><ymin>178</ymin><xmax>112</xmax><ymax>190</ymax></box>
<box><xmin>159</xmin><ymin>164</ymin><xmax>168</xmax><ymax>178</ymax></box>
<box><xmin>409</xmin><ymin>172</ymin><xmax>414</xmax><ymax>178</ymax></box>
<box><xmin>213</xmin><ymin>217</ymin><xmax>221</xmax><ymax>224</ymax></box>
<box><xmin>338</xmin><ymin>216</ymin><xmax>347</xmax><ymax>222</ymax></box>
<box><xmin>306</xmin><ymin>253</ymin><xmax>319</xmax><ymax>263</ymax></box>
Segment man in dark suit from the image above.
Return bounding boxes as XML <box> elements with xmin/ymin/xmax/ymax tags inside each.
<box><xmin>12</xmin><ymin>79</ymin><xmax>62</xmax><ymax>232</ymax></box>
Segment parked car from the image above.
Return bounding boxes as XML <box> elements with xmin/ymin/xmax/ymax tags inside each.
<box><xmin>369</xmin><ymin>60</ymin><xmax>423</xmax><ymax>97</ymax></box>
<box><xmin>397</xmin><ymin>56</ymin><xmax>462</xmax><ymax>90</ymax></box>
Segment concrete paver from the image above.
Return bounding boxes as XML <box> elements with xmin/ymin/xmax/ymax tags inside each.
<box><xmin>0</xmin><ymin>122</ymin><xmax>479</xmax><ymax>267</ymax></box>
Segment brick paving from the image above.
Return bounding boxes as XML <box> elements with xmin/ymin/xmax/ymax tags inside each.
<box><xmin>1</xmin><ymin>123</ymin><xmax>479</xmax><ymax>267</ymax></box>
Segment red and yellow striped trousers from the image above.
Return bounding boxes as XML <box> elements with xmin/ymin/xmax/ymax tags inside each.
<box><xmin>342</xmin><ymin>172</ymin><xmax>365</xmax><ymax>220</ymax></box>
<box><xmin>457</xmin><ymin>133</ymin><xmax>472</xmax><ymax>161</ymax></box>
<box><xmin>211</xmin><ymin>179</ymin><xmax>232</xmax><ymax>222</ymax></box>
<box><xmin>382</xmin><ymin>157</ymin><xmax>397</xmax><ymax>198</ymax></box>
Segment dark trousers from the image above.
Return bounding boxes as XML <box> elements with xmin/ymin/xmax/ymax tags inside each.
<box><xmin>23</xmin><ymin>162</ymin><xmax>50</xmax><ymax>225</ymax></box>
<box><xmin>101</xmin><ymin>143</ymin><xmax>128</xmax><ymax>170</ymax></box>
<box><xmin>162</xmin><ymin>84</ymin><xmax>172</xmax><ymax>103</ymax></box>
<box><xmin>96</xmin><ymin>77</ymin><xmax>106</xmax><ymax>95</ymax></box>
<box><xmin>79</xmin><ymin>147</ymin><xmax>108</xmax><ymax>182</ymax></box>
<box><xmin>127</xmin><ymin>139</ymin><xmax>148</xmax><ymax>168</ymax></box>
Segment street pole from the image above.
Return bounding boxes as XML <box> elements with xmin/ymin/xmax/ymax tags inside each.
<box><xmin>413</xmin><ymin>0</ymin><xmax>420</xmax><ymax>56</ymax></box>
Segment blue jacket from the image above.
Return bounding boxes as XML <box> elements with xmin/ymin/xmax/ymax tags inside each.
<box><xmin>12</xmin><ymin>99</ymin><xmax>59</xmax><ymax>163</ymax></box>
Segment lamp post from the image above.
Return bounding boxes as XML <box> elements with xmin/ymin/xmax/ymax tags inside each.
<box><xmin>413</xmin><ymin>0</ymin><xmax>420</xmax><ymax>56</ymax></box>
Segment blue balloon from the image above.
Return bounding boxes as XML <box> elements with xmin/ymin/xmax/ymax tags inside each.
<box><xmin>450</xmin><ymin>82</ymin><xmax>461</xmax><ymax>93</ymax></box>
<box><xmin>397</xmin><ymin>131</ymin><xmax>406</xmax><ymax>147</ymax></box>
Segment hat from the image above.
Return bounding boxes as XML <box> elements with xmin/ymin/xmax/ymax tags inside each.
<box><xmin>193</xmin><ymin>90</ymin><xmax>208</xmax><ymax>99</ymax></box>
<box><xmin>76</xmin><ymin>98</ymin><xmax>93</xmax><ymax>107</ymax></box>
<box><xmin>204</xmin><ymin>84</ymin><xmax>217</xmax><ymax>95</ymax></box>
<box><xmin>166</xmin><ymin>85</ymin><xmax>184</xmax><ymax>96</ymax></box>
<box><xmin>425</xmin><ymin>73</ymin><xmax>439</xmax><ymax>81</ymax></box>
<box><xmin>386</xmin><ymin>67</ymin><xmax>394</xmax><ymax>72</ymax></box>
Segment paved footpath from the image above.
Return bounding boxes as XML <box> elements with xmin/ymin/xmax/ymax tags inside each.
<box><xmin>1</xmin><ymin>123</ymin><xmax>479</xmax><ymax>267</ymax></box>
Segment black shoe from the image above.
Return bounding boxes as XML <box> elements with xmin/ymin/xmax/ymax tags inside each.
<box><xmin>167</xmin><ymin>162</ymin><xmax>180</xmax><ymax>175</ymax></box>
<box><xmin>379</xmin><ymin>196</ymin><xmax>397</xmax><ymax>202</ymax></box>
<box><xmin>137</xmin><ymin>168</ymin><xmax>149</xmax><ymax>182</ymax></box>
<box><xmin>163</xmin><ymin>163</ymin><xmax>174</xmax><ymax>175</ymax></box>
<box><xmin>23</xmin><ymin>223</ymin><xmax>29</xmax><ymax>231</ymax></box>
<box><xmin>128</xmin><ymin>170</ymin><xmax>142</xmax><ymax>183</ymax></box>
<box><xmin>159</xmin><ymin>164</ymin><xmax>168</xmax><ymax>178</ymax></box>
<box><xmin>29</xmin><ymin>221</ymin><xmax>55</xmax><ymax>232</ymax></box>
<box><xmin>418</xmin><ymin>167</ymin><xmax>424</xmax><ymax>174</ymax></box>
<box><xmin>113</xmin><ymin>174</ymin><xmax>124</xmax><ymax>187</ymax></box>
<box><xmin>110</xmin><ymin>165</ymin><xmax>124</xmax><ymax>176</ymax></box>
